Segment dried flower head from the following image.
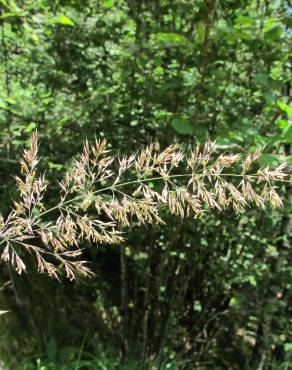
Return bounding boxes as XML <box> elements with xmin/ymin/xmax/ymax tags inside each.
<box><xmin>0</xmin><ymin>133</ymin><xmax>289</xmax><ymax>280</ymax></box>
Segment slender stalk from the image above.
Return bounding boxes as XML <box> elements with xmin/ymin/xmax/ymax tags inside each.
<box><xmin>120</xmin><ymin>243</ymin><xmax>129</xmax><ymax>358</ymax></box>
<box><xmin>37</xmin><ymin>173</ymin><xmax>264</xmax><ymax>219</ymax></box>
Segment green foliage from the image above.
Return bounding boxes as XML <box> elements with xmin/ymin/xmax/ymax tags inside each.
<box><xmin>171</xmin><ymin>117</ymin><xmax>193</xmax><ymax>134</ymax></box>
<box><xmin>0</xmin><ymin>0</ymin><xmax>291</xmax><ymax>369</ymax></box>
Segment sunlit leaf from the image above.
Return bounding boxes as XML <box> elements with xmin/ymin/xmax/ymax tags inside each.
<box><xmin>102</xmin><ymin>0</ymin><xmax>113</xmax><ymax>7</ymax></box>
<box><xmin>155</xmin><ymin>32</ymin><xmax>189</xmax><ymax>46</ymax></box>
<box><xmin>48</xmin><ymin>14</ymin><xmax>74</xmax><ymax>26</ymax></box>
<box><xmin>235</xmin><ymin>16</ymin><xmax>254</xmax><ymax>26</ymax></box>
<box><xmin>277</xmin><ymin>100</ymin><xmax>292</xmax><ymax>116</ymax></box>
<box><xmin>0</xmin><ymin>310</ymin><xmax>10</xmax><ymax>316</ymax></box>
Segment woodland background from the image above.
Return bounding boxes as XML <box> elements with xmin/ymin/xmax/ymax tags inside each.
<box><xmin>0</xmin><ymin>0</ymin><xmax>291</xmax><ymax>369</ymax></box>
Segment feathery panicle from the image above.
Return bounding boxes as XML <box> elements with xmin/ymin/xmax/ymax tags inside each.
<box><xmin>0</xmin><ymin>133</ymin><xmax>289</xmax><ymax>280</ymax></box>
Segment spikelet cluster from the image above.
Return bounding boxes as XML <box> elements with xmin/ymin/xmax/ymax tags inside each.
<box><xmin>0</xmin><ymin>134</ymin><xmax>289</xmax><ymax>280</ymax></box>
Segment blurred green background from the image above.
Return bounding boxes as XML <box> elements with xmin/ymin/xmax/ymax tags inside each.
<box><xmin>0</xmin><ymin>0</ymin><xmax>291</xmax><ymax>369</ymax></box>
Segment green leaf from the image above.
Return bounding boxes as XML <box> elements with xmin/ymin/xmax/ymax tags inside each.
<box><xmin>0</xmin><ymin>1</ymin><xmax>26</xmax><ymax>18</ymax></box>
<box><xmin>234</xmin><ymin>30</ymin><xmax>252</xmax><ymax>40</ymax></box>
<box><xmin>49</xmin><ymin>14</ymin><xmax>74</xmax><ymax>26</ymax></box>
<box><xmin>0</xmin><ymin>98</ymin><xmax>7</xmax><ymax>109</ymax></box>
<box><xmin>284</xmin><ymin>343</ymin><xmax>292</xmax><ymax>353</ymax></box>
<box><xmin>193</xmin><ymin>301</ymin><xmax>202</xmax><ymax>312</ymax></box>
<box><xmin>47</xmin><ymin>339</ymin><xmax>57</xmax><ymax>362</ymax></box>
<box><xmin>25</xmin><ymin>122</ymin><xmax>37</xmax><ymax>133</ymax></box>
<box><xmin>264</xmin><ymin>25</ymin><xmax>282</xmax><ymax>41</ymax></box>
<box><xmin>48</xmin><ymin>162</ymin><xmax>64</xmax><ymax>170</ymax></box>
<box><xmin>0</xmin><ymin>12</ymin><xmax>20</xmax><ymax>19</ymax></box>
<box><xmin>277</xmin><ymin>119</ymin><xmax>288</xmax><ymax>129</ymax></box>
<box><xmin>155</xmin><ymin>32</ymin><xmax>188</xmax><ymax>46</ymax></box>
<box><xmin>248</xmin><ymin>275</ymin><xmax>257</xmax><ymax>287</ymax></box>
<box><xmin>235</xmin><ymin>16</ymin><xmax>254</xmax><ymax>26</ymax></box>
<box><xmin>195</xmin><ymin>23</ymin><xmax>205</xmax><ymax>43</ymax></box>
<box><xmin>283</xmin><ymin>123</ymin><xmax>292</xmax><ymax>143</ymax></box>
<box><xmin>229</xmin><ymin>297</ymin><xmax>239</xmax><ymax>308</ymax></box>
<box><xmin>171</xmin><ymin>118</ymin><xmax>193</xmax><ymax>134</ymax></box>
<box><xmin>277</xmin><ymin>100</ymin><xmax>292</xmax><ymax>116</ymax></box>
<box><xmin>254</xmin><ymin>73</ymin><xmax>269</xmax><ymax>87</ymax></box>
<box><xmin>102</xmin><ymin>0</ymin><xmax>113</xmax><ymax>7</ymax></box>
<box><xmin>258</xmin><ymin>153</ymin><xmax>280</xmax><ymax>166</ymax></box>
<box><xmin>266</xmin><ymin>245</ymin><xmax>279</xmax><ymax>258</ymax></box>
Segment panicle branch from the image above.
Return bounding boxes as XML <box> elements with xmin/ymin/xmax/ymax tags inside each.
<box><xmin>0</xmin><ymin>133</ymin><xmax>289</xmax><ymax>280</ymax></box>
